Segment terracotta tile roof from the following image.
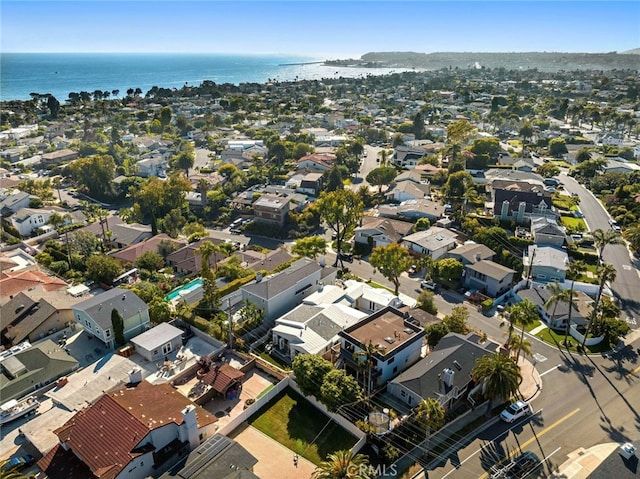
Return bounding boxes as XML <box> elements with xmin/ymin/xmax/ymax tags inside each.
<box><xmin>202</xmin><ymin>364</ymin><xmax>244</xmax><ymax>394</ymax></box>
<box><xmin>46</xmin><ymin>381</ymin><xmax>216</xmax><ymax>479</ymax></box>
<box><xmin>38</xmin><ymin>444</ymin><xmax>97</xmax><ymax>479</ymax></box>
<box><xmin>111</xmin><ymin>233</ymin><xmax>186</xmax><ymax>264</ymax></box>
<box><xmin>0</xmin><ymin>269</ymin><xmax>67</xmax><ymax>299</ymax></box>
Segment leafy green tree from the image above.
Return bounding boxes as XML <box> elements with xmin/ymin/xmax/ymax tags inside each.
<box><xmin>292</xmin><ymin>354</ymin><xmax>333</xmax><ymax>398</ymax></box>
<box><xmin>519</xmin><ymin>121</ymin><xmax>534</xmax><ymax>144</ymax></box>
<box><xmin>159</xmin><ymin>106</ymin><xmax>172</xmax><ymax>130</ymax></box>
<box><xmin>442</xmin><ymin>305</ymin><xmax>469</xmax><ymax>334</ymax></box>
<box><xmin>111</xmin><ymin>308</ymin><xmax>125</xmax><ymax>346</ymax></box>
<box><xmin>413</xmin><ymin>217</ymin><xmax>431</xmax><ymax>232</ymax></box>
<box><xmin>173</xmin><ymin>141</ymin><xmax>195</xmax><ymax>177</ymax></box>
<box><xmin>366</xmin><ymin>166</ymin><xmax>397</xmax><ymax>194</ymax></box>
<box><xmin>470</xmin><ymin>137</ymin><xmax>501</xmax><ymax>159</ymax></box>
<box><xmin>149</xmin><ymin>299</ymin><xmax>171</xmax><ymax>323</ymax></box>
<box><xmin>67</xmin><ymin>155</ymin><xmax>116</xmax><ymax>200</ymax></box>
<box><xmin>316</xmin><ymin>189</ymin><xmax>363</xmax><ymax>267</ymax></box>
<box><xmin>412</xmin><ymin>111</ymin><xmax>425</xmax><ymax>139</ymax></box>
<box><xmin>128</xmin><ymin>281</ymin><xmax>164</xmax><ymax>303</ymax></box>
<box><xmin>291</xmin><ymin>236</ymin><xmax>328</xmax><ymax>259</ymax></box>
<box><xmin>369</xmin><ymin>243</ymin><xmax>412</xmax><ymax>295</ymax></box>
<box><xmin>135</xmin><ymin>251</ymin><xmax>165</xmax><ymax>272</ymax></box>
<box><xmin>86</xmin><ymin>254</ymin><xmax>123</xmax><ymax>285</ymax></box>
<box><xmin>311</xmin><ymin>450</ymin><xmax>372</xmax><ymax>479</ymax></box>
<box><xmin>575</xmin><ymin>147</ymin><xmax>591</xmax><ymax>163</ymax></box>
<box><xmin>443</xmin><ymin>170</ymin><xmax>473</xmax><ymax>200</ymax></box>
<box><xmin>424</xmin><ymin>322</ymin><xmax>450</xmax><ymax>348</ymax></box>
<box><xmin>623</xmin><ymin>224</ymin><xmax>640</xmax><ymax>253</ymax></box>
<box><xmin>446</xmin><ymin>119</ymin><xmax>476</xmax><ymax>146</ymax></box>
<box><xmin>417</xmin><ymin>290</ymin><xmax>438</xmax><ymax>315</ymax></box>
<box><xmin>570</xmin><ymin>157</ymin><xmax>606</xmax><ymax>178</ymax></box>
<box><xmin>320</xmin><ymin>369</ymin><xmax>363</xmax><ymax>412</ymax></box>
<box><xmin>416</xmin><ymin>397</ymin><xmax>445</xmax><ymax>451</ymax></box>
<box><xmin>548</xmin><ymin>137</ymin><xmax>568</xmax><ymax>157</ymax></box>
<box><xmin>431</xmin><ymin>258</ymin><xmax>464</xmax><ymax>284</ymax></box>
<box><xmin>323</xmin><ymin>167</ymin><xmax>344</xmax><ymax>192</ymax></box>
<box><xmin>536</xmin><ymin>162</ymin><xmax>560</xmax><ymax>178</ymax></box>
<box><xmin>471</xmin><ymin>353</ymin><xmax>522</xmax><ymax>416</ymax></box>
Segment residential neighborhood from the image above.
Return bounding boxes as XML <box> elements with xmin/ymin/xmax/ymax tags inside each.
<box><xmin>1</xmin><ymin>62</ymin><xmax>640</xmax><ymax>479</ymax></box>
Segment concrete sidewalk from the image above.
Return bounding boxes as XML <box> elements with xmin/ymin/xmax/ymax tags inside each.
<box><xmin>549</xmin><ymin>444</ymin><xmax>619</xmax><ymax>479</ymax></box>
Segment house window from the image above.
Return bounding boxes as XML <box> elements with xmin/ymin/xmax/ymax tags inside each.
<box><xmin>105</xmin><ymin>329</ymin><xmax>111</xmax><ymax>338</ymax></box>
<box><xmin>400</xmin><ymin>390</ymin><xmax>406</xmax><ymax>397</ymax></box>
<box><xmin>393</xmin><ymin>366</ymin><xmax>398</xmax><ymax>373</ymax></box>
<box><xmin>153</xmin><ymin>350</ymin><xmax>159</xmax><ymax>356</ymax></box>
<box><xmin>387</xmin><ymin>357</ymin><xmax>395</xmax><ymax>365</ymax></box>
<box><xmin>162</xmin><ymin>342</ymin><xmax>172</xmax><ymax>355</ymax></box>
<box><xmin>344</xmin><ymin>342</ymin><xmax>355</xmax><ymax>353</ymax></box>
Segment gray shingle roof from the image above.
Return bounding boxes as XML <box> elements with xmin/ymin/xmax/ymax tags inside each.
<box><xmin>73</xmin><ymin>288</ymin><xmax>148</xmax><ymax>330</ymax></box>
<box><xmin>242</xmin><ymin>258</ymin><xmax>321</xmax><ymax>300</ymax></box>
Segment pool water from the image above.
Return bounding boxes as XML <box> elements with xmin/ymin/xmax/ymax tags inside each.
<box><xmin>166</xmin><ymin>278</ymin><xmax>204</xmax><ymax>301</ymax></box>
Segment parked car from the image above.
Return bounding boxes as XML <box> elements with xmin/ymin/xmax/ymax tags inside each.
<box><xmin>338</xmin><ymin>252</ymin><xmax>353</xmax><ymax>263</ymax></box>
<box><xmin>491</xmin><ymin>451</ymin><xmax>542</xmax><ymax>479</ymax></box>
<box><xmin>572</xmin><ymin>210</ymin><xmax>584</xmax><ymax>218</ymax></box>
<box><xmin>420</xmin><ymin>279</ymin><xmax>437</xmax><ymax>291</ymax></box>
<box><xmin>408</xmin><ymin>265</ymin><xmax>417</xmax><ymax>276</ymax></box>
<box><xmin>3</xmin><ymin>454</ymin><xmax>34</xmax><ymax>472</ymax></box>
<box><xmin>500</xmin><ymin>400</ymin><xmax>531</xmax><ymax>423</ymax></box>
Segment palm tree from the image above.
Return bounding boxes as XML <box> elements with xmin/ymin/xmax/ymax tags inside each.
<box><xmin>563</xmin><ymin>260</ymin><xmax>585</xmax><ymax>346</ymax></box>
<box><xmin>195</xmin><ymin>239</ymin><xmax>220</xmax><ymax>274</ymax></box>
<box><xmin>312</xmin><ymin>450</ymin><xmax>372</xmax><ymax>479</ymax></box>
<box><xmin>544</xmin><ymin>280</ymin><xmax>570</xmax><ymax>328</ymax></box>
<box><xmin>592</xmin><ymin>228</ymin><xmax>623</xmax><ymax>263</ymax></box>
<box><xmin>472</xmin><ymin>353</ymin><xmax>522</xmax><ymax>416</ymax></box>
<box><xmin>416</xmin><ymin>397</ymin><xmax>445</xmax><ymax>454</ymax></box>
<box><xmin>581</xmin><ymin>263</ymin><xmax>617</xmax><ymax>350</ymax></box>
<box><xmin>508</xmin><ymin>299</ymin><xmax>539</xmax><ymax>363</ymax></box>
<box><xmin>506</xmin><ymin>335</ymin><xmax>532</xmax><ymax>359</ymax></box>
<box><xmin>623</xmin><ymin>224</ymin><xmax>640</xmax><ymax>254</ymax></box>
<box><xmin>197</xmin><ymin>178</ymin><xmax>209</xmax><ymax>207</ymax></box>
<box><xmin>354</xmin><ymin>340</ymin><xmax>382</xmax><ymax>399</ymax></box>
<box><xmin>0</xmin><ymin>460</ymin><xmax>27</xmax><ymax>479</ymax></box>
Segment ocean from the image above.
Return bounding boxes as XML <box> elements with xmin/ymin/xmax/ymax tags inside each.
<box><xmin>0</xmin><ymin>53</ymin><xmax>405</xmax><ymax>102</ymax></box>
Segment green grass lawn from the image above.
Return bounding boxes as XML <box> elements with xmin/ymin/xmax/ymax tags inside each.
<box><xmin>560</xmin><ymin>216</ymin><xmax>587</xmax><ymax>231</ymax></box>
<box><xmin>368</xmin><ymin>281</ymin><xmax>395</xmax><ymax>294</ymax></box>
<box><xmin>524</xmin><ymin>319</ymin><xmax>542</xmax><ymax>332</ymax></box>
<box><xmin>249</xmin><ymin>388</ymin><xmax>357</xmax><ymax>465</ymax></box>
<box><xmin>535</xmin><ymin>327</ymin><xmax>609</xmax><ymax>354</ymax></box>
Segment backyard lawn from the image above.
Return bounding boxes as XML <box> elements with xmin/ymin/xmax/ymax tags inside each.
<box><xmin>249</xmin><ymin>388</ymin><xmax>357</xmax><ymax>465</ymax></box>
<box><xmin>535</xmin><ymin>327</ymin><xmax>609</xmax><ymax>354</ymax></box>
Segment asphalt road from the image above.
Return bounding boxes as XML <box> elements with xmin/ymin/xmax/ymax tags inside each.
<box><xmin>560</xmin><ymin>173</ymin><xmax>640</xmax><ymax>321</ymax></box>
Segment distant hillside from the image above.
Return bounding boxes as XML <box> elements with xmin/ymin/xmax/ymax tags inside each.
<box><xmin>623</xmin><ymin>48</ymin><xmax>640</xmax><ymax>55</ymax></box>
<box><xmin>341</xmin><ymin>51</ymin><xmax>640</xmax><ymax>71</ymax></box>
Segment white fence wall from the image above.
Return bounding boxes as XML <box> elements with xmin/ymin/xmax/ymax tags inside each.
<box><xmin>569</xmin><ymin>325</ymin><xmax>604</xmax><ymax>346</ymax></box>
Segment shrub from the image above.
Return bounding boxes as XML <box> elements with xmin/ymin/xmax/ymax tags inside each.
<box><xmin>481</xmin><ymin>298</ymin><xmax>494</xmax><ymax>312</ymax></box>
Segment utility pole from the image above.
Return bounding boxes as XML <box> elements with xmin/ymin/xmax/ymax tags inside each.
<box><xmin>227</xmin><ymin>298</ymin><xmax>233</xmax><ymax>351</ymax></box>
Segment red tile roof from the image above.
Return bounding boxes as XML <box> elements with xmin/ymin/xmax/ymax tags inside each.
<box><xmin>0</xmin><ymin>270</ymin><xmax>67</xmax><ymax>298</ymax></box>
<box><xmin>44</xmin><ymin>381</ymin><xmax>216</xmax><ymax>479</ymax></box>
<box><xmin>38</xmin><ymin>444</ymin><xmax>97</xmax><ymax>479</ymax></box>
<box><xmin>202</xmin><ymin>364</ymin><xmax>244</xmax><ymax>394</ymax></box>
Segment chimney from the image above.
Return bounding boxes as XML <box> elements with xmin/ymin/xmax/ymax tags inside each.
<box><xmin>128</xmin><ymin>368</ymin><xmax>142</xmax><ymax>384</ymax></box>
<box><xmin>475</xmin><ymin>253</ymin><xmax>481</xmax><ymax>262</ymax></box>
<box><xmin>256</xmin><ymin>272</ymin><xmax>262</xmax><ymax>282</ymax></box>
<box><xmin>180</xmin><ymin>404</ymin><xmax>200</xmax><ymax>450</ymax></box>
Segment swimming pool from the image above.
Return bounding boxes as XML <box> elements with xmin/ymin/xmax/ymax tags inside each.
<box><xmin>166</xmin><ymin>278</ymin><xmax>204</xmax><ymax>301</ymax></box>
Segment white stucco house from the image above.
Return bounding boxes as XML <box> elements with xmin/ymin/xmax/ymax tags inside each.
<box><xmin>402</xmin><ymin>227</ymin><xmax>458</xmax><ymax>260</ymax></box>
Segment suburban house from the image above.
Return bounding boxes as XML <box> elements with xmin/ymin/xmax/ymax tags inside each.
<box><xmin>0</xmin><ymin>190</ymin><xmax>33</xmax><ymax>216</ymax></box>
<box><xmin>386</xmin><ymin>170</ymin><xmax>431</xmax><ymax>202</ymax></box>
<box><xmin>354</xmin><ymin>217</ymin><xmax>413</xmax><ymax>249</ymax></box>
<box><xmin>72</xmin><ymin>288</ymin><xmax>150</xmax><ymax>349</ymax></box>
<box><xmin>492</xmin><ymin>180</ymin><xmax>556</xmax><ymax>223</ymax></box>
<box><xmin>448</xmin><ymin>243</ymin><xmax>495</xmax><ymax>265</ymax></box>
<box><xmin>531</xmin><ymin>216</ymin><xmax>567</xmax><ymax>247</ymax></box>
<box><xmin>252</xmin><ymin>193</ymin><xmax>291</xmax><ymax>227</ymax></box>
<box><xmin>402</xmin><ymin>227</ymin><xmax>458</xmax><ymax>260</ymax></box>
<box><xmin>234</xmin><ymin>247</ymin><xmax>293</xmax><ymax>273</ymax></box>
<box><xmin>40</xmin><ymin>148</ymin><xmax>78</xmax><ymax>165</ymax></box>
<box><xmin>160</xmin><ymin>434</ymin><xmax>258</xmax><ymax>479</ymax></box>
<box><xmin>0</xmin><ymin>270</ymin><xmax>68</xmax><ymax>304</ymax></box>
<box><xmin>1</xmin><ymin>291</ymin><xmax>81</xmax><ymax>347</ymax></box>
<box><xmin>296</xmin><ymin>172</ymin><xmax>324</xmax><ymax>197</ymax></box>
<box><xmin>130</xmin><ymin>322</ymin><xmax>184</xmax><ymax>363</ymax></box>
<box><xmin>524</xmin><ymin>245</ymin><xmax>569</xmax><ymax>283</ymax></box>
<box><xmin>463</xmin><ymin>260</ymin><xmax>516</xmax><ymax>297</ymax></box>
<box><xmin>136</xmin><ymin>153</ymin><xmax>170</xmax><ymax>178</ymax></box>
<box><xmin>9</xmin><ymin>207</ymin><xmax>70</xmax><ymax>237</ymax></box>
<box><xmin>392</xmin><ymin>145</ymin><xmax>427</xmax><ymax>168</ymax></box>
<box><xmin>517</xmin><ymin>285</ymin><xmax>592</xmax><ymax>330</ymax></box>
<box><xmin>297</xmin><ymin>153</ymin><xmax>336</xmax><ymax>171</ymax></box>
<box><xmin>338</xmin><ymin>306</ymin><xmax>425</xmax><ymax>390</ymax></box>
<box><xmin>166</xmin><ymin>238</ymin><xmax>228</xmax><ymax>275</ymax></box>
<box><xmin>378</xmin><ymin>198</ymin><xmax>446</xmax><ymax>222</ymax></box>
<box><xmin>241</xmin><ymin>258</ymin><xmax>337</xmax><ymax>321</ymax></box>
<box><xmin>38</xmin><ymin>379</ymin><xmax>218</xmax><ymax>479</ymax></box>
<box><xmin>387</xmin><ymin>333</ymin><xmax>499</xmax><ymax>409</ymax></box>
<box><xmin>339</xmin><ymin>279</ymin><xmax>408</xmax><ymax>314</ymax></box>
<box><xmin>80</xmin><ymin>218</ymin><xmax>152</xmax><ymax>249</ymax></box>
<box><xmin>601</xmin><ymin>159</ymin><xmax>640</xmax><ymax>175</ymax></box>
<box><xmin>111</xmin><ymin>234</ymin><xmax>187</xmax><ymax>265</ymax></box>
<box><xmin>0</xmin><ymin>339</ymin><xmax>79</xmax><ymax>402</ymax></box>
<box><xmin>272</xmin><ymin>302</ymin><xmax>368</xmax><ymax>363</ymax></box>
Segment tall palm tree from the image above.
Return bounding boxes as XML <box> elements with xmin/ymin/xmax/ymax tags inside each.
<box><xmin>592</xmin><ymin>228</ymin><xmax>623</xmax><ymax>263</ymax></box>
<box><xmin>472</xmin><ymin>353</ymin><xmax>522</xmax><ymax>416</ymax></box>
<box><xmin>311</xmin><ymin>450</ymin><xmax>372</xmax><ymax>479</ymax></box>
<box><xmin>508</xmin><ymin>299</ymin><xmax>539</xmax><ymax>363</ymax></box>
<box><xmin>197</xmin><ymin>178</ymin><xmax>209</xmax><ymax>207</ymax></box>
<box><xmin>544</xmin><ymin>280</ymin><xmax>570</xmax><ymax>328</ymax></box>
<box><xmin>563</xmin><ymin>260</ymin><xmax>586</xmax><ymax>346</ymax></box>
<box><xmin>0</xmin><ymin>460</ymin><xmax>27</xmax><ymax>479</ymax></box>
<box><xmin>506</xmin><ymin>335</ymin><xmax>532</xmax><ymax>359</ymax></box>
<box><xmin>195</xmin><ymin>239</ymin><xmax>220</xmax><ymax>274</ymax></box>
<box><xmin>354</xmin><ymin>340</ymin><xmax>382</xmax><ymax>399</ymax></box>
<box><xmin>416</xmin><ymin>397</ymin><xmax>445</xmax><ymax>453</ymax></box>
<box><xmin>623</xmin><ymin>224</ymin><xmax>640</xmax><ymax>254</ymax></box>
<box><xmin>581</xmin><ymin>263</ymin><xmax>617</xmax><ymax>349</ymax></box>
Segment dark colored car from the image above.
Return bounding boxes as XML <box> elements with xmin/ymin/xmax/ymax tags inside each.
<box><xmin>338</xmin><ymin>252</ymin><xmax>353</xmax><ymax>263</ymax></box>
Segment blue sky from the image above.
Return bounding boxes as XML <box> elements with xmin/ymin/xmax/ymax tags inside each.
<box><xmin>2</xmin><ymin>1</ymin><xmax>638</xmax><ymax>56</ymax></box>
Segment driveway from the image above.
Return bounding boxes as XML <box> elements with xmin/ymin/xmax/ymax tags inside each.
<box><xmin>230</xmin><ymin>423</ymin><xmax>316</xmax><ymax>479</ymax></box>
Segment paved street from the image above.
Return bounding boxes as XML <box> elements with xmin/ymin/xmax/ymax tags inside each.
<box><xmin>560</xmin><ymin>173</ymin><xmax>640</xmax><ymax>321</ymax></box>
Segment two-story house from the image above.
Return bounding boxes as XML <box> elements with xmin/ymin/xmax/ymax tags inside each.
<box><xmin>338</xmin><ymin>306</ymin><xmax>425</xmax><ymax>391</ymax></box>
<box><xmin>296</xmin><ymin>153</ymin><xmax>336</xmax><ymax>171</ymax></box>
<box><xmin>448</xmin><ymin>243</ymin><xmax>495</xmax><ymax>265</ymax></box>
<box><xmin>354</xmin><ymin>217</ymin><xmax>413</xmax><ymax>249</ymax></box>
<box><xmin>524</xmin><ymin>245</ymin><xmax>569</xmax><ymax>283</ymax></box>
<box><xmin>392</xmin><ymin>146</ymin><xmax>427</xmax><ymax>169</ymax></box>
<box><xmin>386</xmin><ymin>170</ymin><xmax>431</xmax><ymax>203</ymax></box>
<box><xmin>38</xmin><ymin>378</ymin><xmax>217</xmax><ymax>479</ymax></box>
<box><xmin>241</xmin><ymin>258</ymin><xmax>337</xmax><ymax>321</ymax></box>
<box><xmin>253</xmin><ymin>193</ymin><xmax>291</xmax><ymax>227</ymax></box>
<box><xmin>531</xmin><ymin>217</ymin><xmax>566</xmax><ymax>247</ymax></box>
<box><xmin>463</xmin><ymin>260</ymin><xmax>516</xmax><ymax>297</ymax></box>
<box><xmin>72</xmin><ymin>288</ymin><xmax>150</xmax><ymax>349</ymax></box>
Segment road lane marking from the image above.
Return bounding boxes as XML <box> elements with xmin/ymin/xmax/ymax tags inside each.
<box><xmin>625</xmin><ymin>365</ymin><xmax>640</xmax><ymax>379</ymax></box>
<box><xmin>478</xmin><ymin>408</ymin><xmax>580</xmax><ymax>479</ymax></box>
<box><xmin>540</xmin><ymin>364</ymin><xmax>562</xmax><ymax>377</ymax></box>
<box><xmin>533</xmin><ymin>353</ymin><xmax>547</xmax><ymax>363</ymax></box>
